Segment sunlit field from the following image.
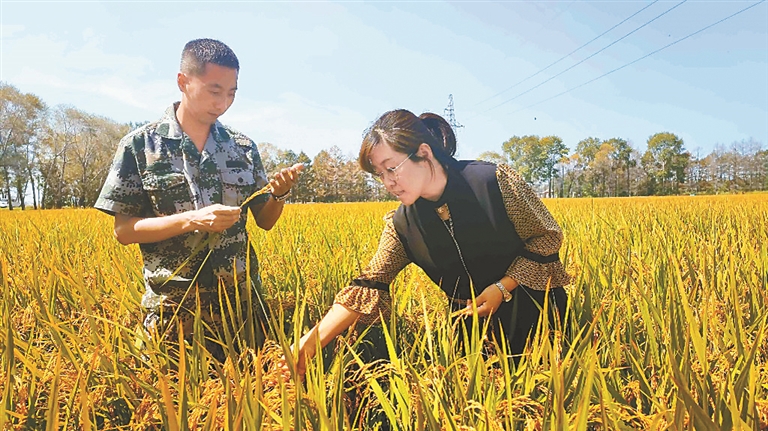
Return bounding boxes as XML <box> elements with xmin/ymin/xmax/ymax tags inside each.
<box><xmin>1</xmin><ymin>195</ymin><xmax>766</xmax><ymax>430</ymax></box>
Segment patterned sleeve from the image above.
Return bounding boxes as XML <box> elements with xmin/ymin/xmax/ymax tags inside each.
<box><xmin>334</xmin><ymin>210</ymin><xmax>411</xmax><ymax>325</ymax></box>
<box><xmin>497</xmin><ymin>164</ymin><xmax>572</xmax><ymax>290</ymax></box>
<box><xmin>94</xmin><ymin>134</ymin><xmax>153</xmax><ymax>217</ymax></box>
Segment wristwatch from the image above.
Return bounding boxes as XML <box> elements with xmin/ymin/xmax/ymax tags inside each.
<box><xmin>495</xmin><ymin>281</ymin><xmax>513</xmax><ymax>302</ymax></box>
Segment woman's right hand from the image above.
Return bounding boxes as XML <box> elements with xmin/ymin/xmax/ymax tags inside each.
<box><xmin>278</xmin><ymin>304</ymin><xmax>361</xmax><ymax>380</ymax></box>
<box><xmin>280</xmin><ymin>335</ymin><xmax>317</xmax><ymax>380</ymax></box>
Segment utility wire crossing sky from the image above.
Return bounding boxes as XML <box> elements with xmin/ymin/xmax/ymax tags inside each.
<box><xmin>2</xmin><ymin>0</ymin><xmax>766</xmax><ymax>158</ymax></box>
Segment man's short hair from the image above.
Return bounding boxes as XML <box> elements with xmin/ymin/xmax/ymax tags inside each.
<box><xmin>180</xmin><ymin>39</ymin><xmax>240</xmax><ymax>76</ymax></box>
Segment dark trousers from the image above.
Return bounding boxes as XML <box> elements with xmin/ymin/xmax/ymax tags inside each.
<box><xmin>346</xmin><ymin>286</ymin><xmax>569</xmax><ymax>428</ymax></box>
<box><xmin>144</xmin><ymin>279</ymin><xmax>271</xmax><ymax>362</ymax></box>
<box><xmin>464</xmin><ymin>285</ymin><xmax>569</xmax><ymax>361</ymax></box>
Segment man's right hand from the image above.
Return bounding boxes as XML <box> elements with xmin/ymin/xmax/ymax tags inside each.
<box><xmin>114</xmin><ymin>204</ymin><xmax>242</xmax><ymax>245</ymax></box>
<box><xmin>189</xmin><ymin>204</ymin><xmax>241</xmax><ymax>233</ymax></box>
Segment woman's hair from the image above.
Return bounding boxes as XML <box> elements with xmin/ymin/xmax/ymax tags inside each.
<box><xmin>359</xmin><ymin>109</ymin><xmax>457</xmax><ymax>174</ymax></box>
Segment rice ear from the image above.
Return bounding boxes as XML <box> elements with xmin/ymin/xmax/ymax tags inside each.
<box><xmin>160</xmin><ymin>183</ymin><xmax>272</xmax><ymax>288</ymax></box>
<box><xmin>240</xmin><ymin>184</ymin><xmax>273</xmax><ymax>208</ymax></box>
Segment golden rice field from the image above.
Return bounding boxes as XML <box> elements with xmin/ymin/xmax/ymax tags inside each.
<box><xmin>0</xmin><ymin>195</ymin><xmax>766</xmax><ymax>430</ymax></box>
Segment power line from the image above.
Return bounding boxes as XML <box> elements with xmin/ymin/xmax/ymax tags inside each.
<box><xmin>524</xmin><ymin>0</ymin><xmax>578</xmax><ymax>45</ymax></box>
<box><xmin>474</xmin><ymin>0</ymin><xmax>660</xmax><ymax>108</ymax></box>
<box><xmin>482</xmin><ymin>0</ymin><xmax>687</xmax><ymax>114</ymax></box>
<box><xmin>508</xmin><ymin>0</ymin><xmax>767</xmax><ymax>116</ymax></box>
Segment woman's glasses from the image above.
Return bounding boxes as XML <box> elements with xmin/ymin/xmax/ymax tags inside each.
<box><xmin>372</xmin><ymin>152</ymin><xmax>415</xmax><ymax>184</ymax></box>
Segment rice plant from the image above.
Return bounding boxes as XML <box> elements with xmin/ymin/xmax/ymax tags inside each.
<box><xmin>0</xmin><ymin>195</ymin><xmax>766</xmax><ymax>429</ymax></box>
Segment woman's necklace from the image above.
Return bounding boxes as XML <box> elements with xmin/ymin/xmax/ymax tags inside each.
<box><xmin>435</xmin><ymin>204</ymin><xmax>471</xmax><ymax>281</ymax></box>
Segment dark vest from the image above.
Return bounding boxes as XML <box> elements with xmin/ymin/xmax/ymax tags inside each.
<box><xmin>392</xmin><ymin>161</ymin><xmax>554</xmax><ymax>299</ymax></box>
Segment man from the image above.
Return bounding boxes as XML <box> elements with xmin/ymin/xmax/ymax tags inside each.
<box><xmin>95</xmin><ymin>38</ymin><xmax>302</xmax><ymax>358</ymax></box>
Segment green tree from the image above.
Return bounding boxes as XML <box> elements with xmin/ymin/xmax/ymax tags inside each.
<box><xmin>312</xmin><ymin>146</ymin><xmax>345</xmax><ymax>202</ymax></box>
<box><xmin>607</xmin><ymin>138</ymin><xmax>635</xmax><ymax>196</ymax></box>
<box><xmin>477</xmin><ymin>151</ymin><xmax>507</xmax><ymax>165</ymax></box>
<box><xmin>38</xmin><ymin>106</ymin><xmax>77</xmax><ymax>208</ymax></box>
<box><xmin>36</xmin><ymin>106</ymin><xmax>127</xmax><ymax>208</ymax></box>
<box><xmin>499</xmin><ymin>135</ymin><xmax>567</xmax><ymax>195</ymax></box>
<box><xmin>574</xmin><ymin>137</ymin><xmax>602</xmax><ymax>196</ymax></box>
<box><xmin>69</xmin><ymin>112</ymin><xmax>128</xmax><ymax>206</ymax></box>
<box><xmin>759</xmin><ymin>149</ymin><xmax>768</xmax><ymax>190</ymax></box>
<box><xmin>0</xmin><ymin>83</ymin><xmax>46</xmax><ymax>210</ymax></box>
<box><xmin>558</xmin><ymin>155</ymin><xmax>578</xmax><ymax>197</ymax></box>
<box><xmin>643</xmin><ymin>132</ymin><xmax>690</xmax><ymax>195</ymax></box>
<box><xmin>501</xmin><ymin>135</ymin><xmax>543</xmax><ymax>183</ymax></box>
<box><xmin>342</xmin><ymin>158</ymin><xmax>371</xmax><ymax>202</ymax></box>
<box><xmin>593</xmin><ymin>142</ymin><xmax>615</xmax><ymax>196</ymax></box>
<box><xmin>128</xmin><ymin>120</ymin><xmax>150</xmax><ymax>131</ymax></box>
<box><xmin>257</xmin><ymin>142</ymin><xmax>281</xmax><ymax>176</ymax></box>
<box><xmin>292</xmin><ymin>151</ymin><xmax>314</xmax><ymax>203</ymax></box>
<box><xmin>541</xmin><ymin>135</ymin><xmax>568</xmax><ymax>198</ymax></box>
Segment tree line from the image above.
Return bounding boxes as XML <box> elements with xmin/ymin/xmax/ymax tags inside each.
<box><xmin>2</xmin><ymin>81</ymin><xmax>765</xmax><ymax>210</ymax></box>
<box><xmin>0</xmin><ymin>83</ymin><xmax>129</xmax><ymax>210</ymax></box>
<box><xmin>480</xmin><ymin>132</ymin><xmax>766</xmax><ymax>197</ymax></box>
<box><xmin>255</xmin><ymin>142</ymin><xmax>389</xmax><ymax>203</ymax></box>
<box><xmin>0</xmin><ymin>82</ymin><xmax>387</xmax><ymax>209</ymax></box>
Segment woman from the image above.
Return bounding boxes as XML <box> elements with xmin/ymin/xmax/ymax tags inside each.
<box><xmin>290</xmin><ymin>109</ymin><xmax>571</xmax><ymax>376</ymax></box>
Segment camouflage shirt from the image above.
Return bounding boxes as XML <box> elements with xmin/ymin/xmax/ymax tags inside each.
<box><xmin>95</xmin><ymin>103</ymin><xmax>269</xmax><ymax>310</ymax></box>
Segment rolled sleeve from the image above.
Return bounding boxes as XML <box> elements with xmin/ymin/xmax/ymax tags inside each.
<box><xmin>335</xmin><ymin>286</ymin><xmax>391</xmax><ymax>326</ymax></box>
<box><xmin>94</xmin><ymin>137</ymin><xmax>152</xmax><ymax>217</ymax></box>
<box><xmin>497</xmin><ymin>164</ymin><xmax>572</xmax><ymax>290</ymax></box>
<box><xmin>334</xmin><ymin>211</ymin><xmax>410</xmax><ymax>325</ymax></box>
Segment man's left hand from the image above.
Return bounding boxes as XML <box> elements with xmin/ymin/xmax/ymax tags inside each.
<box><xmin>270</xmin><ymin>163</ymin><xmax>304</xmax><ymax>198</ymax></box>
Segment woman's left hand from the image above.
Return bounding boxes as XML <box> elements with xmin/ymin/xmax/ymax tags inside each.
<box><xmin>462</xmin><ymin>284</ymin><xmax>504</xmax><ymax>317</ymax></box>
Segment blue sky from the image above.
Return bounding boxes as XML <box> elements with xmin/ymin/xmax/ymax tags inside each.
<box><xmin>2</xmin><ymin>0</ymin><xmax>766</xmax><ymax>160</ymax></box>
